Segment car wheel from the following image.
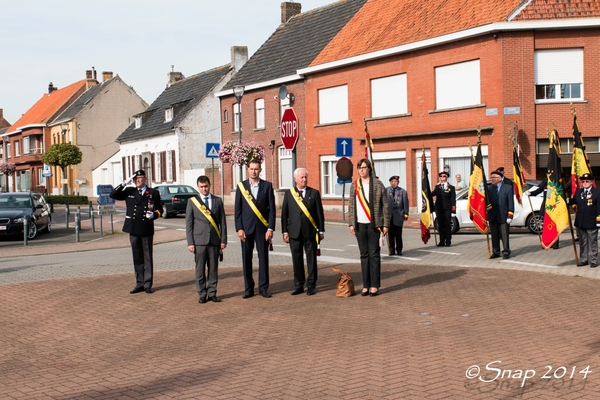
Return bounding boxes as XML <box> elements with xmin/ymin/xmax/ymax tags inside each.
<box><xmin>162</xmin><ymin>205</ymin><xmax>170</xmax><ymax>219</ymax></box>
<box><xmin>451</xmin><ymin>216</ymin><xmax>459</xmax><ymax>234</ymax></box>
<box><xmin>43</xmin><ymin>216</ymin><xmax>52</xmax><ymax>233</ymax></box>
<box><xmin>28</xmin><ymin>221</ymin><xmax>38</xmax><ymax>239</ymax></box>
<box><xmin>526</xmin><ymin>212</ymin><xmax>542</xmax><ymax>234</ymax></box>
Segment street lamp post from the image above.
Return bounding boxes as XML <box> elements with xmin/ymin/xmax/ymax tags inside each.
<box><xmin>233</xmin><ymin>85</ymin><xmax>245</xmax><ymax>183</ymax></box>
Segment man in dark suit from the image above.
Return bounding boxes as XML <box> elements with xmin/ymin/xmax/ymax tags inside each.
<box><xmin>281</xmin><ymin>168</ymin><xmax>325</xmax><ymax>296</ymax></box>
<box><xmin>432</xmin><ymin>171</ymin><xmax>456</xmax><ymax>247</ymax></box>
<box><xmin>571</xmin><ymin>173</ymin><xmax>600</xmax><ymax>268</ymax></box>
<box><xmin>186</xmin><ymin>175</ymin><xmax>227</xmax><ymax>303</ymax></box>
<box><xmin>487</xmin><ymin>169</ymin><xmax>514</xmax><ymax>259</ymax></box>
<box><xmin>234</xmin><ymin>159</ymin><xmax>276</xmax><ymax>298</ymax></box>
<box><xmin>110</xmin><ymin>169</ymin><xmax>163</xmax><ymax>294</ymax></box>
<box><xmin>386</xmin><ymin>175</ymin><xmax>409</xmax><ymax>255</ymax></box>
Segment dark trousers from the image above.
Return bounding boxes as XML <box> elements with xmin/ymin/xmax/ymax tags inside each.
<box><xmin>356</xmin><ymin>223</ymin><xmax>381</xmax><ymax>289</ymax></box>
<box><xmin>490</xmin><ymin>221</ymin><xmax>510</xmax><ymax>256</ymax></box>
<box><xmin>194</xmin><ymin>244</ymin><xmax>219</xmax><ymax>297</ymax></box>
<box><xmin>388</xmin><ymin>223</ymin><xmax>403</xmax><ymax>255</ymax></box>
<box><xmin>130</xmin><ymin>234</ymin><xmax>154</xmax><ymax>289</ymax></box>
<box><xmin>437</xmin><ymin>209</ymin><xmax>452</xmax><ymax>245</ymax></box>
<box><xmin>241</xmin><ymin>230</ymin><xmax>269</xmax><ymax>293</ymax></box>
<box><xmin>577</xmin><ymin>227</ymin><xmax>598</xmax><ymax>264</ymax></box>
<box><xmin>289</xmin><ymin>233</ymin><xmax>318</xmax><ymax>289</ymax></box>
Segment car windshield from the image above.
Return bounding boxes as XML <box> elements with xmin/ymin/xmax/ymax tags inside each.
<box><xmin>0</xmin><ymin>195</ymin><xmax>32</xmax><ymax>208</ymax></box>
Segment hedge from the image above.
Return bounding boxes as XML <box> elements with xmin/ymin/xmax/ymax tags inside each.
<box><xmin>46</xmin><ymin>195</ymin><xmax>89</xmax><ymax>205</ymax></box>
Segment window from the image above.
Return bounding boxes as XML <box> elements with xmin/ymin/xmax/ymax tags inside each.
<box><xmin>154</xmin><ymin>152</ymin><xmax>162</xmax><ymax>182</ymax></box>
<box><xmin>22</xmin><ymin>137</ymin><xmax>30</xmax><ymax>154</ymax></box>
<box><xmin>318</xmin><ymin>85</ymin><xmax>348</xmax><ymax>124</ymax></box>
<box><xmin>371</xmin><ymin>74</ymin><xmax>408</xmax><ymax>118</ymax></box>
<box><xmin>439</xmin><ymin>146</ymin><xmax>488</xmax><ymax>188</ymax></box>
<box><xmin>134</xmin><ymin>116</ymin><xmax>142</xmax><ymax>129</ymax></box>
<box><xmin>37</xmin><ymin>168</ymin><xmax>43</xmax><ymax>187</ymax></box>
<box><xmin>279</xmin><ymin>147</ymin><xmax>293</xmax><ymax>189</ymax></box>
<box><xmin>15</xmin><ymin>140</ymin><xmax>20</xmax><ymax>157</ymax></box>
<box><xmin>255</xmin><ymin>99</ymin><xmax>265</xmax><ymax>129</ymax></box>
<box><xmin>233</xmin><ymin>103</ymin><xmax>240</xmax><ymax>132</ymax></box>
<box><xmin>7</xmin><ymin>143</ymin><xmax>11</xmax><ymax>158</ymax></box>
<box><xmin>223</xmin><ymin>109</ymin><xmax>228</xmax><ymax>123</ymax></box>
<box><xmin>320</xmin><ymin>156</ymin><xmax>344</xmax><ymax>196</ymax></box>
<box><xmin>165</xmin><ymin>108</ymin><xmax>173</xmax><ymax>122</ymax></box>
<box><xmin>166</xmin><ymin>150</ymin><xmax>174</xmax><ymax>182</ymax></box>
<box><xmin>535</xmin><ymin>49</ymin><xmax>583</xmax><ymax>102</ymax></box>
<box><xmin>373</xmin><ymin>155</ymin><xmax>407</xmax><ymax>190</ymax></box>
<box><xmin>435</xmin><ymin>59</ymin><xmax>480</xmax><ymax>110</ymax></box>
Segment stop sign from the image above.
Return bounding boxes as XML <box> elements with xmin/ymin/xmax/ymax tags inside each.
<box><xmin>280</xmin><ymin>107</ymin><xmax>299</xmax><ymax>150</ymax></box>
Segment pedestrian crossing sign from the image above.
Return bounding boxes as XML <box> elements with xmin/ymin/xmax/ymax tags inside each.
<box><xmin>206</xmin><ymin>142</ymin><xmax>220</xmax><ymax>159</ymax></box>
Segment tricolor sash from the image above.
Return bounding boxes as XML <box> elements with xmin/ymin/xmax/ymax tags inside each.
<box><xmin>356</xmin><ymin>178</ymin><xmax>371</xmax><ymax>222</ymax></box>
<box><xmin>190</xmin><ymin>197</ymin><xmax>221</xmax><ymax>239</ymax></box>
<box><xmin>237</xmin><ymin>181</ymin><xmax>269</xmax><ymax>228</ymax></box>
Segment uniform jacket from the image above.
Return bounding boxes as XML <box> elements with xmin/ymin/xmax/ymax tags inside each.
<box><xmin>234</xmin><ymin>178</ymin><xmax>276</xmax><ymax>234</ymax></box>
<box><xmin>185</xmin><ymin>195</ymin><xmax>227</xmax><ymax>246</ymax></box>
<box><xmin>386</xmin><ymin>186</ymin><xmax>409</xmax><ymax>227</ymax></box>
<box><xmin>432</xmin><ymin>183</ymin><xmax>456</xmax><ymax>211</ymax></box>
<box><xmin>487</xmin><ymin>181</ymin><xmax>514</xmax><ymax>223</ymax></box>
<box><xmin>281</xmin><ymin>186</ymin><xmax>325</xmax><ymax>239</ymax></box>
<box><xmin>110</xmin><ymin>184</ymin><xmax>163</xmax><ymax>236</ymax></box>
<box><xmin>349</xmin><ymin>177</ymin><xmax>390</xmax><ymax>230</ymax></box>
<box><xmin>572</xmin><ymin>187</ymin><xmax>600</xmax><ymax>230</ymax></box>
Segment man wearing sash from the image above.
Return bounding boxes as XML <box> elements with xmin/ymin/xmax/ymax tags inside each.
<box><xmin>281</xmin><ymin>168</ymin><xmax>325</xmax><ymax>296</ymax></box>
<box><xmin>186</xmin><ymin>175</ymin><xmax>227</xmax><ymax>303</ymax></box>
<box><xmin>234</xmin><ymin>159</ymin><xmax>276</xmax><ymax>298</ymax></box>
<box><xmin>349</xmin><ymin>159</ymin><xmax>389</xmax><ymax>297</ymax></box>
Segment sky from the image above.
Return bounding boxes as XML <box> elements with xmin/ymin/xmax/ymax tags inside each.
<box><xmin>0</xmin><ymin>0</ymin><xmax>333</xmax><ymax>124</ymax></box>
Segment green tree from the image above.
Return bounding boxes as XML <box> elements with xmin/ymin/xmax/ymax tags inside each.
<box><xmin>41</xmin><ymin>143</ymin><xmax>83</xmax><ymax>195</ymax></box>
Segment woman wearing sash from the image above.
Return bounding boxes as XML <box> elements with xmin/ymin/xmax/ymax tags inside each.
<box><xmin>349</xmin><ymin>159</ymin><xmax>390</xmax><ymax>296</ymax></box>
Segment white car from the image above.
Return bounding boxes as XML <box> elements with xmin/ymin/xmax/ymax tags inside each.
<box><xmin>435</xmin><ymin>182</ymin><xmax>544</xmax><ymax>234</ymax></box>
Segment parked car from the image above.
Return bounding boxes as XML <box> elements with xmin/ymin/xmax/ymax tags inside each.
<box><xmin>155</xmin><ymin>184</ymin><xmax>199</xmax><ymax>218</ymax></box>
<box><xmin>435</xmin><ymin>181</ymin><xmax>544</xmax><ymax>234</ymax></box>
<box><xmin>0</xmin><ymin>192</ymin><xmax>52</xmax><ymax>239</ymax></box>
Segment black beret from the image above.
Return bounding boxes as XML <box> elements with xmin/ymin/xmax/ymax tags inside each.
<box><xmin>438</xmin><ymin>171</ymin><xmax>449</xmax><ymax>177</ymax></box>
<box><xmin>134</xmin><ymin>169</ymin><xmax>146</xmax><ymax>177</ymax></box>
<box><xmin>389</xmin><ymin>175</ymin><xmax>400</xmax><ymax>181</ymax></box>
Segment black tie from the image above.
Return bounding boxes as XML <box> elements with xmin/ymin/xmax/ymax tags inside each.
<box><xmin>204</xmin><ymin>196</ymin><xmax>210</xmax><ymax>208</ymax></box>
<box><xmin>138</xmin><ymin>188</ymin><xmax>143</xmax><ymax>195</ymax></box>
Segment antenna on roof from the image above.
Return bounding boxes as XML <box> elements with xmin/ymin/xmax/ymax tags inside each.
<box><xmin>171</xmin><ymin>65</ymin><xmax>174</xmax><ymax>72</ymax></box>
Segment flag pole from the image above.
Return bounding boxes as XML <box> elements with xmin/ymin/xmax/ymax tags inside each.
<box><xmin>567</xmin><ymin>204</ymin><xmax>579</xmax><ymax>265</ymax></box>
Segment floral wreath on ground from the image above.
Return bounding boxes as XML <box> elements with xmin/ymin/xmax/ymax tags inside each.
<box><xmin>218</xmin><ymin>140</ymin><xmax>266</xmax><ymax>166</ymax></box>
<box><xmin>0</xmin><ymin>162</ymin><xmax>16</xmax><ymax>176</ymax></box>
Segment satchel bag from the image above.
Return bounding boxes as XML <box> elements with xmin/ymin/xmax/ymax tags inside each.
<box><xmin>332</xmin><ymin>267</ymin><xmax>355</xmax><ymax>297</ymax></box>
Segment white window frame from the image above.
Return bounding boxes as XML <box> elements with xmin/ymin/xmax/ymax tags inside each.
<box><xmin>318</xmin><ymin>85</ymin><xmax>348</xmax><ymax>124</ymax></box>
<box><xmin>435</xmin><ymin>59</ymin><xmax>480</xmax><ymax>110</ymax></box>
<box><xmin>155</xmin><ymin>152</ymin><xmax>162</xmax><ymax>183</ymax></box>
<box><xmin>278</xmin><ymin>146</ymin><xmax>293</xmax><ymax>189</ymax></box>
<box><xmin>22</xmin><ymin>137</ymin><xmax>30</xmax><ymax>154</ymax></box>
<box><xmin>255</xmin><ymin>99</ymin><xmax>265</xmax><ymax>129</ymax></box>
<box><xmin>166</xmin><ymin>150</ymin><xmax>174</xmax><ymax>183</ymax></box>
<box><xmin>534</xmin><ymin>48</ymin><xmax>583</xmax><ymax>103</ymax></box>
<box><xmin>371</xmin><ymin>74</ymin><xmax>408</xmax><ymax>118</ymax></box>
<box><xmin>134</xmin><ymin>116</ymin><xmax>142</xmax><ymax>129</ymax></box>
<box><xmin>233</xmin><ymin>103</ymin><xmax>240</xmax><ymax>132</ymax></box>
<box><xmin>7</xmin><ymin>143</ymin><xmax>11</xmax><ymax>158</ymax></box>
<box><xmin>15</xmin><ymin>140</ymin><xmax>20</xmax><ymax>157</ymax></box>
<box><xmin>165</xmin><ymin>108</ymin><xmax>173</xmax><ymax>122</ymax></box>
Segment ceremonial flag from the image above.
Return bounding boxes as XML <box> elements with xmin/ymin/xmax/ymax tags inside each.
<box><xmin>420</xmin><ymin>152</ymin><xmax>433</xmax><ymax>244</ymax></box>
<box><xmin>513</xmin><ymin>146</ymin><xmax>526</xmax><ymax>206</ymax></box>
<box><xmin>467</xmin><ymin>141</ymin><xmax>490</xmax><ymax>234</ymax></box>
<box><xmin>364</xmin><ymin>121</ymin><xmax>376</xmax><ymax>177</ymax></box>
<box><xmin>571</xmin><ymin>114</ymin><xmax>594</xmax><ymax>192</ymax></box>
<box><xmin>541</xmin><ymin>129</ymin><xmax>569</xmax><ymax>250</ymax></box>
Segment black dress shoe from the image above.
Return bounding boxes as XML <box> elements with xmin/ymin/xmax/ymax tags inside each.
<box><xmin>502</xmin><ymin>254</ymin><xmax>510</xmax><ymax>260</ymax></box>
<box><xmin>436</xmin><ymin>243</ymin><xmax>445</xmax><ymax>247</ymax></box>
<box><xmin>130</xmin><ymin>287</ymin><xmax>144</xmax><ymax>294</ymax></box>
<box><xmin>198</xmin><ymin>297</ymin><xmax>207</xmax><ymax>304</ymax></box>
<box><xmin>291</xmin><ymin>287</ymin><xmax>304</xmax><ymax>295</ymax></box>
<box><xmin>361</xmin><ymin>290</ymin><xmax>369</xmax><ymax>296</ymax></box>
<box><xmin>242</xmin><ymin>291</ymin><xmax>254</xmax><ymax>299</ymax></box>
<box><xmin>369</xmin><ymin>290</ymin><xmax>379</xmax><ymax>297</ymax></box>
<box><xmin>306</xmin><ymin>288</ymin><xmax>315</xmax><ymax>296</ymax></box>
<box><xmin>259</xmin><ymin>291</ymin><xmax>272</xmax><ymax>298</ymax></box>
<box><xmin>578</xmin><ymin>261</ymin><xmax>588</xmax><ymax>267</ymax></box>
<box><xmin>445</xmin><ymin>243</ymin><xmax>451</xmax><ymax>247</ymax></box>
<box><xmin>208</xmin><ymin>296</ymin><xmax>221</xmax><ymax>302</ymax></box>
<box><xmin>591</xmin><ymin>263</ymin><xmax>598</xmax><ymax>268</ymax></box>
<box><xmin>490</xmin><ymin>253</ymin><xmax>500</xmax><ymax>259</ymax></box>
<box><xmin>145</xmin><ymin>288</ymin><xmax>154</xmax><ymax>294</ymax></box>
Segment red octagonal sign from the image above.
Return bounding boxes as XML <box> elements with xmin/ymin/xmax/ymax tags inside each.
<box><xmin>280</xmin><ymin>107</ymin><xmax>299</xmax><ymax>150</ymax></box>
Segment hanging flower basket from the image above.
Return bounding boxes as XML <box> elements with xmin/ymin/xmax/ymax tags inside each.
<box><xmin>218</xmin><ymin>140</ymin><xmax>265</xmax><ymax>166</ymax></box>
<box><xmin>0</xmin><ymin>162</ymin><xmax>16</xmax><ymax>176</ymax></box>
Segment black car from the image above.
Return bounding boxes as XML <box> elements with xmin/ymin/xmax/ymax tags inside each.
<box><xmin>155</xmin><ymin>184</ymin><xmax>199</xmax><ymax>218</ymax></box>
<box><xmin>0</xmin><ymin>192</ymin><xmax>52</xmax><ymax>239</ymax></box>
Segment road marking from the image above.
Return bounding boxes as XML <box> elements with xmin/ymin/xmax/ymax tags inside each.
<box><xmin>269</xmin><ymin>251</ymin><xmax>358</xmax><ymax>264</ymax></box>
<box><xmin>501</xmin><ymin>260</ymin><xmax>559</xmax><ymax>269</ymax></box>
<box><xmin>393</xmin><ymin>255</ymin><xmax>421</xmax><ymax>260</ymax></box>
<box><xmin>417</xmin><ymin>249</ymin><xmax>461</xmax><ymax>255</ymax></box>
<box><xmin>320</xmin><ymin>248</ymin><xmax>345</xmax><ymax>252</ymax></box>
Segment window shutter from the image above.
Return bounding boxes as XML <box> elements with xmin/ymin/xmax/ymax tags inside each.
<box><xmin>122</xmin><ymin>157</ymin><xmax>126</xmax><ymax>181</ymax></box>
<box><xmin>171</xmin><ymin>150</ymin><xmax>176</xmax><ymax>182</ymax></box>
<box><xmin>161</xmin><ymin>152</ymin><xmax>166</xmax><ymax>183</ymax></box>
<box><xmin>534</xmin><ymin>49</ymin><xmax>583</xmax><ymax>84</ymax></box>
<box><xmin>151</xmin><ymin>153</ymin><xmax>156</xmax><ymax>183</ymax></box>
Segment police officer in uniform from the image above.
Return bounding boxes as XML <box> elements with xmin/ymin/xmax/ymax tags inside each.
<box><xmin>110</xmin><ymin>170</ymin><xmax>163</xmax><ymax>293</ymax></box>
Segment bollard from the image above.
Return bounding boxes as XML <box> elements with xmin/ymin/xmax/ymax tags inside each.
<box><xmin>91</xmin><ymin>203</ymin><xmax>95</xmax><ymax>232</ymax></box>
<box><xmin>23</xmin><ymin>217</ymin><xmax>28</xmax><ymax>246</ymax></box>
<box><xmin>65</xmin><ymin>200</ymin><xmax>70</xmax><ymax>229</ymax></box>
<box><xmin>88</xmin><ymin>201</ymin><xmax>93</xmax><ymax>218</ymax></box>
<box><xmin>75</xmin><ymin>209</ymin><xmax>80</xmax><ymax>242</ymax></box>
<box><xmin>99</xmin><ymin>213</ymin><xmax>103</xmax><ymax>237</ymax></box>
<box><xmin>110</xmin><ymin>213</ymin><xmax>114</xmax><ymax>234</ymax></box>
<box><xmin>49</xmin><ymin>198</ymin><xmax>54</xmax><ymax>213</ymax></box>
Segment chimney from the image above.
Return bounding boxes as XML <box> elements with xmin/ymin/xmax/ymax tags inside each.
<box><xmin>167</xmin><ymin>71</ymin><xmax>185</xmax><ymax>87</ymax></box>
<box><xmin>102</xmin><ymin>71</ymin><xmax>113</xmax><ymax>82</ymax></box>
<box><xmin>48</xmin><ymin>82</ymin><xmax>57</xmax><ymax>94</ymax></box>
<box><xmin>281</xmin><ymin>2</ymin><xmax>301</xmax><ymax>23</ymax></box>
<box><xmin>86</xmin><ymin>70</ymin><xmax>93</xmax><ymax>79</ymax></box>
<box><xmin>231</xmin><ymin>46</ymin><xmax>248</xmax><ymax>72</ymax></box>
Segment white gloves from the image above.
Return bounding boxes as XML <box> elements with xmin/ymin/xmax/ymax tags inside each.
<box><xmin>146</xmin><ymin>211</ymin><xmax>154</xmax><ymax>220</ymax></box>
<box><xmin>506</xmin><ymin>218</ymin><xmax>513</xmax><ymax>224</ymax></box>
<box><xmin>523</xmin><ymin>190</ymin><xmax>530</xmax><ymax>196</ymax></box>
<box><xmin>122</xmin><ymin>173</ymin><xmax>137</xmax><ymax>186</ymax></box>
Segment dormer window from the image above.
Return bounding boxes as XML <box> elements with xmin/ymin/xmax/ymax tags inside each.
<box><xmin>165</xmin><ymin>107</ymin><xmax>173</xmax><ymax>122</ymax></box>
<box><xmin>134</xmin><ymin>116</ymin><xmax>142</xmax><ymax>129</ymax></box>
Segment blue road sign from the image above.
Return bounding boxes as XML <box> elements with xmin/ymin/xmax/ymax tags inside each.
<box><xmin>206</xmin><ymin>142</ymin><xmax>221</xmax><ymax>159</ymax></box>
<box><xmin>337</xmin><ymin>178</ymin><xmax>352</xmax><ymax>184</ymax></box>
<box><xmin>97</xmin><ymin>195</ymin><xmax>115</xmax><ymax>205</ymax></box>
<box><xmin>335</xmin><ymin>137</ymin><xmax>353</xmax><ymax>158</ymax></box>
<box><xmin>96</xmin><ymin>185</ymin><xmax>114</xmax><ymax>195</ymax></box>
